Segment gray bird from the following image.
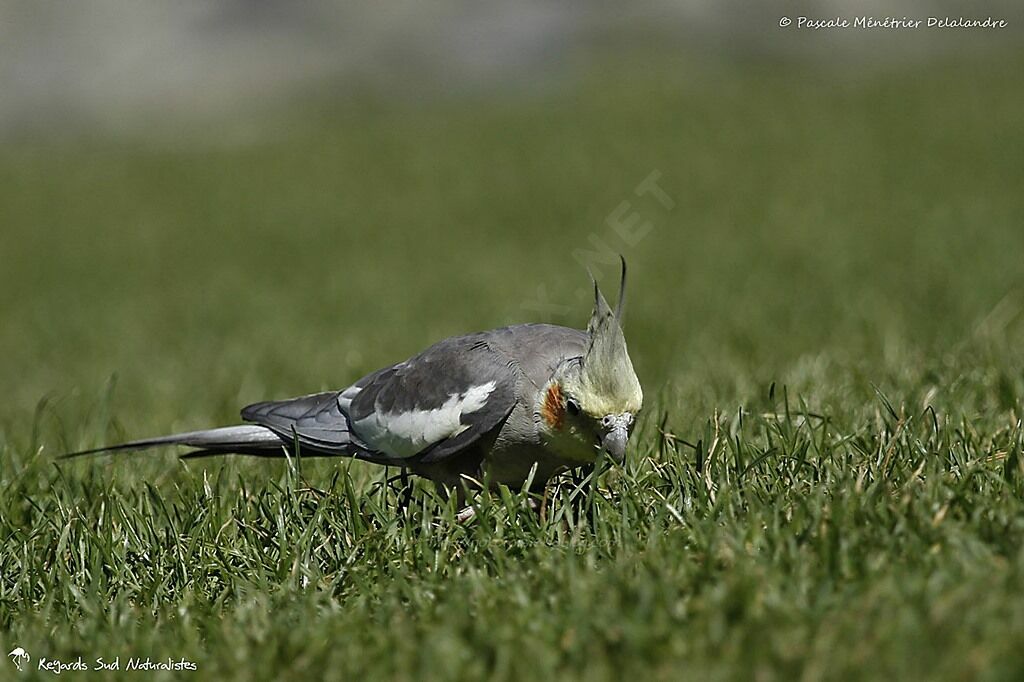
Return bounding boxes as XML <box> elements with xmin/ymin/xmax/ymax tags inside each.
<box><xmin>65</xmin><ymin>263</ymin><xmax>643</xmax><ymax>490</ymax></box>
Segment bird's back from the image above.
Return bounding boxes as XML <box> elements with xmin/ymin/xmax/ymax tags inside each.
<box><xmin>474</xmin><ymin>323</ymin><xmax>588</xmax><ymax>390</ymax></box>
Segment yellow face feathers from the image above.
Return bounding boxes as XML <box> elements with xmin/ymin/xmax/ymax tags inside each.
<box><xmin>556</xmin><ymin>267</ymin><xmax>643</xmax><ymax>418</ymax></box>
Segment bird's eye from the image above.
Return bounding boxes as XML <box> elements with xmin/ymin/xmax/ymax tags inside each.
<box><xmin>566</xmin><ymin>398</ymin><xmax>581</xmax><ymax>416</ymax></box>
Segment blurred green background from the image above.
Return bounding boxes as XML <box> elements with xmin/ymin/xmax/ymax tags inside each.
<box><xmin>2</xmin><ymin>51</ymin><xmax>1023</xmax><ymax>441</ymax></box>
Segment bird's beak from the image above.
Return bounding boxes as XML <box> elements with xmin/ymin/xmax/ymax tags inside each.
<box><xmin>599</xmin><ymin>413</ymin><xmax>633</xmax><ymax>464</ymax></box>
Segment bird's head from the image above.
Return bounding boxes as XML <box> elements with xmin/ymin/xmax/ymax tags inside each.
<box><xmin>539</xmin><ymin>260</ymin><xmax>643</xmax><ymax>464</ymax></box>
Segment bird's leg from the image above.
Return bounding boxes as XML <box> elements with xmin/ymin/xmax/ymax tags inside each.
<box><xmin>384</xmin><ymin>468</ymin><xmax>415</xmax><ymax>514</ymax></box>
<box><xmin>400</xmin><ymin>467</ymin><xmax>413</xmax><ymax>510</ymax></box>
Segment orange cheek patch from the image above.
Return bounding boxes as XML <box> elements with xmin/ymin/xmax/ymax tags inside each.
<box><xmin>541</xmin><ymin>384</ymin><xmax>565</xmax><ymax>428</ymax></box>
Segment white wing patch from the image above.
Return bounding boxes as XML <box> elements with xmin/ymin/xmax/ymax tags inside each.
<box><xmin>338</xmin><ymin>384</ymin><xmax>362</xmax><ymax>413</ymax></box>
<box><xmin>352</xmin><ymin>381</ymin><xmax>497</xmax><ymax>458</ymax></box>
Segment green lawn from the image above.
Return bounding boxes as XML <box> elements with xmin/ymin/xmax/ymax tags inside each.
<box><xmin>2</xmin><ymin>51</ymin><xmax>1024</xmax><ymax>680</ymax></box>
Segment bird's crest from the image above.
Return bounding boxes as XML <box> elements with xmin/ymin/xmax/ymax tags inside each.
<box><xmin>574</xmin><ymin>258</ymin><xmax>643</xmax><ymax>416</ymax></box>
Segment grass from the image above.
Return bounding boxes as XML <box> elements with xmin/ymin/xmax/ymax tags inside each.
<box><xmin>2</xmin><ymin>50</ymin><xmax>1024</xmax><ymax>680</ymax></box>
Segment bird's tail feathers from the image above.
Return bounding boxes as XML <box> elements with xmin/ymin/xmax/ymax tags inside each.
<box><xmin>59</xmin><ymin>425</ymin><xmax>283</xmax><ymax>460</ymax></box>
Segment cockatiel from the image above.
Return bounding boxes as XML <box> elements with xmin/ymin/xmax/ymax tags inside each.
<box><xmin>65</xmin><ymin>262</ymin><xmax>643</xmax><ymax>490</ymax></box>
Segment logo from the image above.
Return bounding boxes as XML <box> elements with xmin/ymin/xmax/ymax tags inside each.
<box><xmin>8</xmin><ymin>647</ymin><xmax>30</xmax><ymax>672</ymax></box>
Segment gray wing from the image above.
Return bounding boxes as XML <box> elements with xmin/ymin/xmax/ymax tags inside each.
<box><xmin>240</xmin><ymin>391</ymin><xmax>370</xmax><ymax>455</ymax></box>
<box><xmin>347</xmin><ymin>333</ymin><xmax>518</xmax><ymax>463</ymax></box>
<box><xmin>241</xmin><ymin>333</ymin><xmax>518</xmax><ymax>463</ymax></box>
<box><xmin>348</xmin><ymin>324</ymin><xmax>587</xmax><ymax>463</ymax></box>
